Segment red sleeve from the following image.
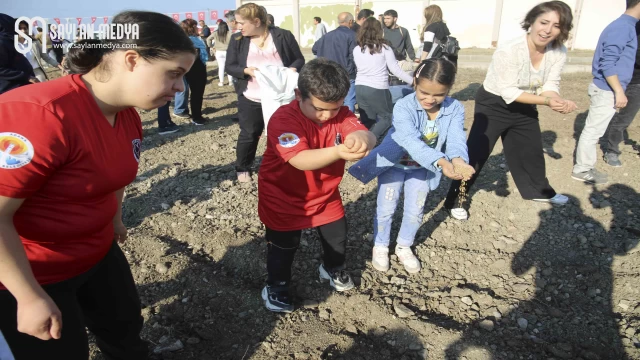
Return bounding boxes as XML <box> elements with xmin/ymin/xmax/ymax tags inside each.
<box><xmin>0</xmin><ymin>102</ymin><xmax>68</xmax><ymax>198</ymax></box>
<box><xmin>267</xmin><ymin>109</ymin><xmax>310</xmax><ymax>163</ymax></box>
<box><xmin>339</xmin><ymin>110</ymin><xmax>368</xmax><ymax>138</ymax></box>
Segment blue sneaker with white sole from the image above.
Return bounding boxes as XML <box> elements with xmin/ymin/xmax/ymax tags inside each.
<box><xmin>261</xmin><ymin>282</ymin><xmax>294</xmax><ymax>313</ymax></box>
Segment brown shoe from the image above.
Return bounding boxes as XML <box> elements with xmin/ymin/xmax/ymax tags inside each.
<box><xmin>237</xmin><ymin>172</ymin><xmax>251</xmax><ymax>183</ymax></box>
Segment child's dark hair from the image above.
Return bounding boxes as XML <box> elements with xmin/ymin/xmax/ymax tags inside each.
<box><xmin>66</xmin><ymin>11</ymin><xmax>196</xmax><ymax>75</ymax></box>
<box><xmin>628</xmin><ymin>0</ymin><xmax>640</xmax><ymax>9</ymax></box>
<box><xmin>521</xmin><ymin>1</ymin><xmax>573</xmax><ymax>49</ymax></box>
<box><xmin>298</xmin><ymin>58</ymin><xmax>350</xmax><ymax>103</ymax></box>
<box><xmin>414</xmin><ymin>58</ymin><xmax>457</xmax><ymax>87</ymax></box>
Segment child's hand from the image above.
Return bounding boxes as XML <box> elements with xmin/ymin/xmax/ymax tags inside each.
<box><xmin>451</xmin><ymin>158</ymin><xmax>475</xmax><ymax>181</ymax></box>
<box><xmin>344</xmin><ymin>131</ymin><xmax>376</xmax><ymax>155</ymax></box>
<box><xmin>336</xmin><ymin>144</ymin><xmax>367</xmax><ymax>161</ymax></box>
<box><xmin>438</xmin><ymin>159</ymin><xmax>463</xmax><ymax>181</ymax></box>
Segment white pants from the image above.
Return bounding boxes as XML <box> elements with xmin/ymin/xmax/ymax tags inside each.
<box><xmin>573</xmin><ymin>82</ymin><xmax>617</xmax><ymax>173</ymax></box>
<box><xmin>215</xmin><ymin>50</ymin><xmax>233</xmax><ymax>85</ymax></box>
<box><xmin>33</xmin><ymin>67</ymin><xmax>47</xmax><ymax>82</ymax></box>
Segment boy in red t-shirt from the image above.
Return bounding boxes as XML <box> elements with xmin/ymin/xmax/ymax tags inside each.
<box><xmin>258</xmin><ymin>58</ymin><xmax>376</xmax><ymax>312</ymax></box>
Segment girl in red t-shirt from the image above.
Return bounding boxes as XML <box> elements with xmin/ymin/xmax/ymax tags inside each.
<box><xmin>0</xmin><ymin>11</ymin><xmax>197</xmax><ymax>359</ymax></box>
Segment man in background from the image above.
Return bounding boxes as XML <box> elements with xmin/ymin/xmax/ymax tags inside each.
<box><xmin>314</xmin><ymin>17</ymin><xmax>327</xmax><ymax>41</ymax></box>
<box><xmin>312</xmin><ymin>12</ymin><xmax>357</xmax><ymax>112</ymax></box>
<box><xmin>383</xmin><ymin>10</ymin><xmax>416</xmax><ymax>64</ymax></box>
<box><xmin>352</xmin><ymin>9</ymin><xmax>374</xmax><ymax>33</ymax></box>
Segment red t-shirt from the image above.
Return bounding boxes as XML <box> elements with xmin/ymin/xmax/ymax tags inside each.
<box><xmin>0</xmin><ymin>75</ymin><xmax>142</xmax><ymax>289</ymax></box>
<box><xmin>258</xmin><ymin>100</ymin><xmax>367</xmax><ymax>231</ymax></box>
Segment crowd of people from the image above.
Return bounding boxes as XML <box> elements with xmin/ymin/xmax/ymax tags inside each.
<box><xmin>0</xmin><ymin>0</ymin><xmax>639</xmax><ymax>358</ymax></box>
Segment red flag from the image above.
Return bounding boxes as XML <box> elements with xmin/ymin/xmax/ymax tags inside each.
<box><xmin>91</xmin><ymin>17</ymin><xmax>97</xmax><ymax>24</ymax></box>
<box><xmin>76</xmin><ymin>17</ymin><xmax>82</xmax><ymax>25</ymax></box>
<box><xmin>53</xmin><ymin>18</ymin><xmax>61</xmax><ymax>24</ymax></box>
<box><xmin>185</xmin><ymin>13</ymin><xmax>193</xmax><ymax>19</ymax></box>
<box><xmin>172</xmin><ymin>13</ymin><xmax>180</xmax><ymax>22</ymax></box>
<box><xmin>103</xmin><ymin>16</ymin><xmax>109</xmax><ymax>24</ymax></box>
<box><xmin>210</xmin><ymin>11</ymin><xmax>218</xmax><ymax>20</ymax></box>
<box><xmin>198</xmin><ymin>12</ymin><xmax>205</xmax><ymax>21</ymax></box>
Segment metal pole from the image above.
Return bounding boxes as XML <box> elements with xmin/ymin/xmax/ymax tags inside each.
<box><xmin>292</xmin><ymin>0</ymin><xmax>301</xmax><ymax>43</ymax></box>
<box><xmin>491</xmin><ymin>0</ymin><xmax>504</xmax><ymax>48</ymax></box>
<box><xmin>569</xmin><ymin>0</ymin><xmax>585</xmax><ymax>50</ymax></box>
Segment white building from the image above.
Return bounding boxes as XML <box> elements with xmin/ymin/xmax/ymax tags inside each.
<box><xmin>234</xmin><ymin>0</ymin><xmax>627</xmax><ymax>50</ymax></box>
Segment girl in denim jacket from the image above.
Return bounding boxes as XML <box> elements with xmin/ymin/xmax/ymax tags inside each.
<box><xmin>349</xmin><ymin>59</ymin><xmax>474</xmax><ymax>274</ymax></box>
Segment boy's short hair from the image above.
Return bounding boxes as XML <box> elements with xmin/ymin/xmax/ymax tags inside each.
<box><xmin>314</xmin><ymin>16</ymin><xmax>322</xmax><ymax>23</ymax></box>
<box><xmin>628</xmin><ymin>0</ymin><xmax>640</xmax><ymax>9</ymax></box>
<box><xmin>357</xmin><ymin>9</ymin><xmax>375</xmax><ymax>20</ymax></box>
<box><xmin>298</xmin><ymin>58</ymin><xmax>350</xmax><ymax>103</ymax></box>
<box><xmin>383</xmin><ymin>10</ymin><xmax>398</xmax><ymax>18</ymax></box>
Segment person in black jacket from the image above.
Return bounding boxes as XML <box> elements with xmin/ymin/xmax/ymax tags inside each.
<box><xmin>199</xmin><ymin>20</ymin><xmax>211</xmax><ymax>62</ymax></box>
<box><xmin>225</xmin><ymin>2</ymin><xmax>305</xmax><ymax>183</ymax></box>
<box><xmin>0</xmin><ymin>14</ymin><xmax>36</xmax><ymax>95</ymax></box>
<box><xmin>419</xmin><ymin>5</ymin><xmax>457</xmax><ymax>67</ymax></box>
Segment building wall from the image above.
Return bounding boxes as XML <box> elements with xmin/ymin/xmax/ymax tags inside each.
<box><xmin>250</xmin><ymin>0</ymin><xmax>627</xmax><ymax>50</ymax></box>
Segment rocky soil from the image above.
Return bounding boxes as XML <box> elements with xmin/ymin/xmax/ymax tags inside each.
<box><xmin>81</xmin><ymin>67</ymin><xmax>640</xmax><ymax>359</ymax></box>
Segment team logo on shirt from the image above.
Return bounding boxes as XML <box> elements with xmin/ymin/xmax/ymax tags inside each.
<box><xmin>0</xmin><ymin>132</ymin><xmax>34</xmax><ymax>169</ymax></box>
<box><xmin>278</xmin><ymin>133</ymin><xmax>300</xmax><ymax>148</ymax></box>
<box><xmin>132</xmin><ymin>139</ymin><xmax>141</xmax><ymax>163</ymax></box>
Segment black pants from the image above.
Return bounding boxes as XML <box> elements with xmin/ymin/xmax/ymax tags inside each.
<box><xmin>266</xmin><ymin>217</ymin><xmax>347</xmax><ymax>285</ymax></box>
<box><xmin>444</xmin><ymin>86</ymin><xmax>555</xmax><ymax>209</ymax></box>
<box><xmin>184</xmin><ymin>59</ymin><xmax>207</xmax><ymax>120</ymax></box>
<box><xmin>52</xmin><ymin>46</ymin><xmax>64</xmax><ymax>64</ymax></box>
<box><xmin>603</xmin><ymin>83</ymin><xmax>640</xmax><ymax>154</ymax></box>
<box><xmin>0</xmin><ymin>242</ymin><xmax>147</xmax><ymax>360</ymax></box>
<box><xmin>355</xmin><ymin>85</ymin><xmax>393</xmax><ymax>139</ymax></box>
<box><xmin>236</xmin><ymin>95</ymin><xmax>264</xmax><ymax>173</ymax></box>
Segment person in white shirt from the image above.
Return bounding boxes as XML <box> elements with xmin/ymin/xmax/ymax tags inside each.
<box><xmin>16</xmin><ymin>21</ymin><xmax>63</xmax><ymax>82</ymax></box>
<box><xmin>443</xmin><ymin>1</ymin><xmax>578</xmax><ymax>220</ymax></box>
<box><xmin>314</xmin><ymin>17</ymin><xmax>327</xmax><ymax>41</ymax></box>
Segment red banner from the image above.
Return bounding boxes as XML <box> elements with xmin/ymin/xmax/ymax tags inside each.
<box><xmin>53</xmin><ymin>18</ymin><xmax>60</xmax><ymax>24</ymax></box>
<box><xmin>104</xmin><ymin>16</ymin><xmax>109</xmax><ymax>24</ymax></box>
<box><xmin>76</xmin><ymin>17</ymin><xmax>82</xmax><ymax>25</ymax></box>
<box><xmin>185</xmin><ymin>12</ymin><xmax>193</xmax><ymax>19</ymax></box>
<box><xmin>172</xmin><ymin>13</ymin><xmax>180</xmax><ymax>21</ymax></box>
<box><xmin>210</xmin><ymin>11</ymin><xmax>218</xmax><ymax>20</ymax></box>
<box><xmin>198</xmin><ymin>12</ymin><xmax>205</xmax><ymax>21</ymax></box>
<box><xmin>91</xmin><ymin>17</ymin><xmax>97</xmax><ymax>24</ymax></box>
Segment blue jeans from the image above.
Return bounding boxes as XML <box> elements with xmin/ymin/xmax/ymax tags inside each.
<box><xmin>174</xmin><ymin>77</ymin><xmax>189</xmax><ymax>115</ymax></box>
<box><xmin>345</xmin><ymin>79</ymin><xmax>356</xmax><ymax>113</ymax></box>
<box><xmin>374</xmin><ymin>166</ymin><xmax>430</xmax><ymax>247</ymax></box>
<box><xmin>157</xmin><ymin>101</ymin><xmax>171</xmax><ymax>127</ymax></box>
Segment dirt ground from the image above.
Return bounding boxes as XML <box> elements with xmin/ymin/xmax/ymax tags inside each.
<box><xmin>78</xmin><ymin>66</ymin><xmax>640</xmax><ymax>360</ymax></box>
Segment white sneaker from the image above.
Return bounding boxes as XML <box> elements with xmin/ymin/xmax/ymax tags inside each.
<box><xmin>372</xmin><ymin>245</ymin><xmax>390</xmax><ymax>272</ymax></box>
<box><xmin>532</xmin><ymin>193</ymin><xmax>568</xmax><ymax>205</ymax></box>
<box><xmin>449</xmin><ymin>207</ymin><xmax>468</xmax><ymax>220</ymax></box>
<box><xmin>395</xmin><ymin>245</ymin><xmax>421</xmax><ymax>274</ymax></box>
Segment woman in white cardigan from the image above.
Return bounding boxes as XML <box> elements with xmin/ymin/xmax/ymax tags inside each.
<box><xmin>444</xmin><ymin>1</ymin><xmax>578</xmax><ymax>220</ymax></box>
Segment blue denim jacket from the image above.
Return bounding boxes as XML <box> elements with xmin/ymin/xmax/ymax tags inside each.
<box><xmin>348</xmin><ymin>94</ymin><xmax>468</xmax><ymax>190</ymax></box>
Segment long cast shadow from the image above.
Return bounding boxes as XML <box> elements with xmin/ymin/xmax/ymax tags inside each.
<box><xmin>446</xmin><ymin>185</ymin><xmax>640</xmax><ymax>359</ymax></box>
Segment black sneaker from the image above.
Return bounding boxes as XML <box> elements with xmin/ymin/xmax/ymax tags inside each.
<box><xmin>318</xmin><ymin>264</ymin><xmax>354</xmax><ymax>292</ymax></box>
<box><xmin>191</xmin><ymin>118</ymin><xmax>206</xmax><ymax>126</ymax></box>
<box><xmin>173</xmin><ymin>112</ymin><xmax>191</xmax><ymax>119</ymax></box>
<box><xmin>261</xmin><ymin>283</ymin><xmax>294</xmax><ymax>313</ymax></box>
<box><xmin>158</xmin><ymin>123</ymin><xmax>180</xmax><ymax>135</ymax></box>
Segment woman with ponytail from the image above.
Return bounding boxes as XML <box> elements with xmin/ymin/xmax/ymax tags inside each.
<box><xmin>226</xmin><ymin>2</ymin><xmax>305</xmax><ymax>183</ymax></box>
<box><xmin>0</xmin><ymin>11</ymin><xmax>196</xmax><ymax>359</ymax></box>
